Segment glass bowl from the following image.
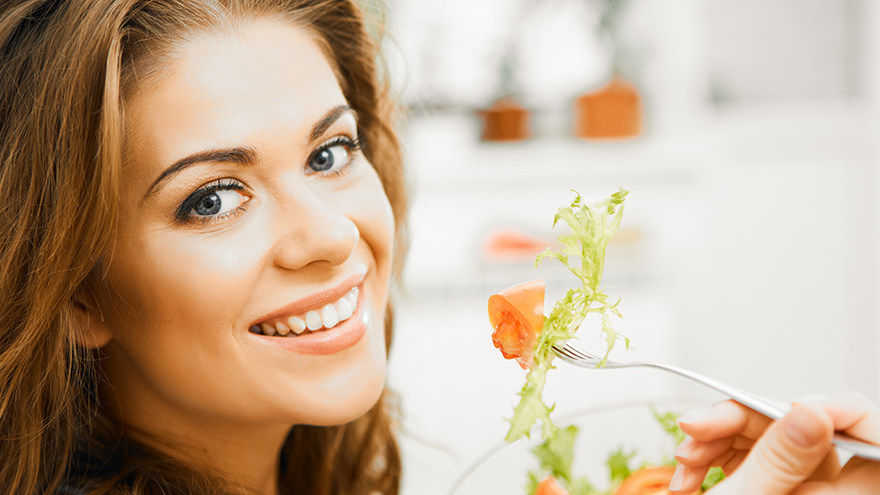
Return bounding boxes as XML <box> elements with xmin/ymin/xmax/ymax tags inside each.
<box><xmin>448</xmin><ymin>398</ymin><xmax>709</xmax><ymax>495</ymax></box>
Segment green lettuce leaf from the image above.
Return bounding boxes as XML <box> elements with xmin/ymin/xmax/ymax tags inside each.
<box><xmin>527</xmin><ymin>425</ymin><xmax>600</xmax><ymax>495</ymax></box>
<box><xmin>506</xmin><ymin>189</ymin><xmax>630</xmax><ymax>443</ymax></box>
<box><xmin>702</xmin><ymin>466</ymin><xmax>726</xmax><ymax>490</ymax></box>
<box><xmin>651</xmin><ymin>407</ymin><xmax>726</xmax><ymax>488</ymax></box>
<box><xmin>524</xmin><ymin>405</ymin><xmax>725</xmax><ymax>495</ymax></box>
<box><xmin>651</xmin><ymin>407</ymin><xmax>686</xmax><ymax>446</ymax></box>
<box><xmin>531</xmin><ymin>425</ymin><xmax>579</xmax><ymax>484</ymax></box>
<box><xmin>606</xmin><ymin>447</ymin><xmax>637</xmax><ymax>485</ymax></box>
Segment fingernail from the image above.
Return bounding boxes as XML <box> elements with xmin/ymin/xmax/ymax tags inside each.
<box><xmin>668</xmin><ymin>464</ymin><xmax>686</xmax><ymax>491</ymax></box>
<box><xmin>678</xmin><ymin>408</ymin><xmax>712</xmax><ymax>425</ymax></box>
<box><xmin>785</xmin><ymin>405</ymin><xmax>825</xmax><ymax>448</ymax></box>
<box><xmin>674</xmin><ymin>437</ymin><xmax>694</xmax><ymax>458</ymax></box>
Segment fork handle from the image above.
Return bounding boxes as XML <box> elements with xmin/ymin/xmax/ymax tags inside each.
<box><xmin>638</xmin><ymin>362</ymin><xmax>790</xmax><ymax>419</ymax></box>
<box><xmin>635</xmin><ymin>362</ymin><xmax>880</xmax><ymax>462</ymax></box>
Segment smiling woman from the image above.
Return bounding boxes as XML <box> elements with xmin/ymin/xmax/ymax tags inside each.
<box><xmin>0</xmin><ymin>1</ymin><xmax>406</xmax><ymax>494</ymax></box>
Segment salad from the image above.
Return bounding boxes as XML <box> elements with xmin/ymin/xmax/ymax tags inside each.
<box><xmin>526</xmin><ymin>410</ymin><xmax>723</xmax><ymax>495</ymax></box>
<box><xmin>489</xmin><ymin>190</ymin><xmax>724</xmax><ymax>494</ymax></box>
<box><xmin>490</xmin><ymin>189</ymin><xmax>630</xmax><ymax>443</ymax></box>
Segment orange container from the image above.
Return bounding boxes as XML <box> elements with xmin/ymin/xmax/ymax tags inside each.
<box><xmin>478</xmin><ymin>97</ymin><xmax>530</xmax><ymax>142</ymax></box>
<box><xmin>574</xmin><ymin>77</ymin><xmax>641</xmax><ymax>139</ymax></box>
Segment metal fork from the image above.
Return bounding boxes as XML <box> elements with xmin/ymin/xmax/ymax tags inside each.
<box><xmin>552</xmin><ymin>340</ymin><xmax>880</xmax><ymax>461</ymax></box>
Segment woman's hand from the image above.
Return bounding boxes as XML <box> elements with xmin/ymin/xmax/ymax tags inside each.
<box><xmin>668</xmin><ymin>393</ymin><xmax>880</xmax><ymax>494</ymax></box>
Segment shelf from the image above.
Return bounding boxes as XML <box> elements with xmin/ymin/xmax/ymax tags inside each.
<box><xmin>402</xmin><ymin>112</ymin><xmax>711</xmax><ymax>192</ymax></box>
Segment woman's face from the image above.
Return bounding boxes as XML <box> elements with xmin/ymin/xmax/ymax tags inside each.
<box><xmin>97</xmin><ymin>18</ymin><xmax>394</xmax><ymax>432</ymax></box>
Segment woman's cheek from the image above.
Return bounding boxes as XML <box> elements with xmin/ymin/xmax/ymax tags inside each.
<box><xmin>343</xmin><ymin>174</ymin><xmax>396</xmax><ymax>280</ymax></box>
<box><xmin>108</xmin><ymin>220</ymin><xmax>268</xmax><ymax>339</ymax></box>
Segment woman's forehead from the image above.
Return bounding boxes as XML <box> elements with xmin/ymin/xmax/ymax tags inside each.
<box><xmin>123</xmin><ymin>18</ymin><xmax>346</xmax><ymax>174</ymax></box>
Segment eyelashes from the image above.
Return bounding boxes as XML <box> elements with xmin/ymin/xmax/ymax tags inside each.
<box><xmin>306</xmin><ymin>135</ymin><xmax>363</xmax><ymax>177</ymax></box>
<box><xmin>175</xmin><ymin>178</ymin><xmax>248</xmax><ymax>224</ymax></box>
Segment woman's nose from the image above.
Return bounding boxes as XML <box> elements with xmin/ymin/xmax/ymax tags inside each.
<box><xmin>272</xmin><ymin>194</ymin><xmax>359</xmax><ymax>270</ymax></box>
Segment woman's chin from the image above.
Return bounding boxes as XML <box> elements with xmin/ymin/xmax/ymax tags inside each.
<box><xmin>303</xmin><ymin>409</ymin><xmax>375</xmax><ymax>427</ymax></box>
<box><xmin>287</xmin><ymin>364</ymin><xmax>387</xmax><ymax>426</ymax></box>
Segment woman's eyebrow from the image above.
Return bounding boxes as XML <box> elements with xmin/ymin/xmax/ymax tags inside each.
<box><xmin>143</xmin><ymin>104</ymin><xmax>354</xmax><ymax>201</ymax></box>
<box><xmin>144</xmin><ymin>147</ymin><xmax>257</xmax><ymax>201</ymax></box>
<box><xmin>309</xmin><ymin>104</ymin><xmax>353</xmax><ymax>141</ymax></box>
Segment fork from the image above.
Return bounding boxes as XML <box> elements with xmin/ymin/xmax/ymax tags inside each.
<box><xmin>552</xmin><ymin>340</ymin><xmax>880</xmax><ymax>462</ymax></box>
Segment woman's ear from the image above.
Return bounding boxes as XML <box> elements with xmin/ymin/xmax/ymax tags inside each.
<box><xmin>71</xmin><ymin>291</ymin><xmax>112</xmax><ymax>349</ymax></box>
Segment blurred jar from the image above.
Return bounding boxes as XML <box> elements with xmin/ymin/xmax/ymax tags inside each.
<box><xmin>479</xmin><ymin>97</ymin><xmax>531</xmax><ymax>142</ymax></box>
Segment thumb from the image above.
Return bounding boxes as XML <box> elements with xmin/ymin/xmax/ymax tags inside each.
<box><xmin>722</xmin><ymin>404</ymin><xmax>834</xmax><ymax>494</ymax></box>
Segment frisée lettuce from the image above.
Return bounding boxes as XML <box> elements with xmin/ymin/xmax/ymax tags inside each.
<box><xmin>505</xmin><ymin>189</ymin><xmax>631</xmax><ymax>443</ymax></box>
<box><xmin>525</xmin><ymin>409</ymin><xmax>725</xmax><ymax>494</ymax></box>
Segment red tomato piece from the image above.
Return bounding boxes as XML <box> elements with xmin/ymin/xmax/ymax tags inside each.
<box><xmin>488</xmin><ymin>279</ymin><xmax>545</xmax><ymax>370</ymax></box>
<box><xmin>614</xmin><ymin>466</ymin><xmax>700</xmax><ymax>495</ymax></box>
<box><xmin>534</xmin><ymin>475</ymin><xmax>571</xmax><ymax>495</ymax></box>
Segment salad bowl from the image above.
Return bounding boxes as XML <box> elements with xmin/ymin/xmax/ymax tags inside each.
<box><xmin>448</xmin><ymin>399</ymin><xmax>711</xmax><ymax>495</ymax></box>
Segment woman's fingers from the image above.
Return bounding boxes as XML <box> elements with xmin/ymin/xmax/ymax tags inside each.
<box><xmin>674</xmin><ymin>436</ymin><xmax>734</xmax><ymax>467</ymax></box>
<box><xmin>676</xmin><ymin>433</ymin><xmax>838</xmax><ymax>480</ymax></box>
<box><xmin>670</xmin><ymin>444</ymin><xmax>737</xmax><ymax>492</ymax></box>
<box><xmin>669</xmin><ymin>464</ymin><xmax>710</xmax><ymax>493</ymax></box>
<box><xmin>673</xmin><ymin>394</ymin><xmax>880</xmax><ymax>494</ymax></box>
<box><xmin>804</xmin><ymin>449</ymin><xmax>841</xmax><ymax>483</ymax></box>
<box><xmin>678</xmin><ymin>400</ymin><xmax>774</xmax><ymax>443</ymax></box>
<box><xmin>815</xmin><ymin>392</ymin><xmax>880</xmax><ymax>444</ymax></box>
<box><xmin>719</xmin><ymin>449</ymin><xmax>747</xmax><ymax>474</ymax></box>
<box><xmin>792</xmin><ymin>457</ymin><xmax>880</xmax><ymax>495</ymax></box>
<box><xmin>675</xmin><ymin>434</ymin><xmax>755</xmax><ymax>469</ymax></box>
<box><xmin>704</xmin><ymin>403</ymin><xmax>836</xmax><ymax>495</ymax></box>
<box><xmin>673</xmin><ymin>398</ymin><xmax>770</xmax><ymax>489</ymax></box>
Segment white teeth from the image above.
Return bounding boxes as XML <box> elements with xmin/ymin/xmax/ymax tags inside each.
<box><xmin>275</xmin><ymin>321</ymin><xmax>290</xmax><ymax>336</ymax></box>
<box><xmin>321</xmin><ymin>304</ymin><xmax>339</xmax><ymax>328</ymax></box>
<box><xmin>288</xmin><ymin>316</ymin><xmax>306</xmax><ymax>335</ymax></box>
<box><xmin>337</xmin><ymin>297</ymin><xmax>353</xmax><ymax>320</ymax></box>
<box><xmin>257</xmin><ymin>285</ymin><xmax>360</xmax><ymax>336</ymax></box>
<box><xmin>261</xmin><ymin>323</ymin><xmax>276</xmax><ymax>336</ymax></box>
<box><xmin>305</xmin><ymin>310</ymin><xmax>323</xmax><ymax>331</ymax></box>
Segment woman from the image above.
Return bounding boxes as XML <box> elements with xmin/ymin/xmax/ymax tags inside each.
<box><xmin>670</xmin><ymin>395</ymin><xmax>880</xmax><ymax>494</ymax></box>
<box><xmin>0</xmin><ymin>0</ymin><xmax>406</xmax><ymax>494</ymax></box>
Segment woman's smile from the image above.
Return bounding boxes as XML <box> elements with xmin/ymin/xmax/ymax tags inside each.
<box><xmin>247</xmin><ymin>269</ymin><xmax>371</xmax><ymax>355</ymax></box>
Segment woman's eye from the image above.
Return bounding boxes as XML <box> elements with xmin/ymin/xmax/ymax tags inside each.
<box><xmin>309</xmin><ymin>144</ymin><xmax>350</xmax><ymax>174</ymax></box>
<box><xmin>177</xmin><ymin>180</ymin><xmax>250</xmax><ymax>224</ymax></box>
<box><xmin>306</xmin><ymin>136</ymin><xmax>362</xmax><ymax>176</ymax></box>
<box><xmin>191</xmin><ymin>189</ymin><xmax>247</xmax><ymax>217</ymax></box>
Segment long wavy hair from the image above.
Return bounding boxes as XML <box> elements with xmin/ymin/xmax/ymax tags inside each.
<box><xmin>0</xmin><ymin>0</ymin><xmax>407</xmax><ymax>493</ymax></box>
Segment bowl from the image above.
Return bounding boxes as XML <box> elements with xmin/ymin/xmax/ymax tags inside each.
<box><xmin>448</xmin><ymin>398</ymin><xmax>709</xmax><ymax>495</ymax></box>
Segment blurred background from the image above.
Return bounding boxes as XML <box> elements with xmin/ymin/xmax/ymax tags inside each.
<box><xmin>379</xmin><ymin>0</ymin><xmax>880</xmax><ymax>493</ymax></box>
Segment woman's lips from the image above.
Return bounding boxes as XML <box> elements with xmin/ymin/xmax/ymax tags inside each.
<box><xmin>248</xmin><ymin>270</ymin><xmax>366</xmax><ymax>333</ymax></box>
<box><xmin>249</xmin><ymin>286</ymin><xmax>358</xmax><ymax>336</ymax></box>
<box><xmin>250</xmin><ymin>285</ymin><xmax>367</xmax><ymax>355</ymax></box>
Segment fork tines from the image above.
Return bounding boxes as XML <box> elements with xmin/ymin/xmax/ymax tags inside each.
<box><xmin>553</xmin><ymin>341</ymin><xmax>599</xmax><ymax>361</ymax></box>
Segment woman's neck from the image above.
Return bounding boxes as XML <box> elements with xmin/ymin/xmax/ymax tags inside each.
<box><xmin>136</xmin><ymin>416</ymin><xmax>289</xmax><ymax>495</ymax></box>
<box><xmin>100</xmin><ymin>379</ymin><xmax>290</xmax><ymax>495</ymax></box>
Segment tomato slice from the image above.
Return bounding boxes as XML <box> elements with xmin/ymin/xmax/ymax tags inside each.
<box><xmin>614</xmin><ymin>466</ymin><xmax>700</xmax><ymax>495</ymax></box>
<box><xmin>488</xmin><ymin>279</ymin><xmax>545</xmax><ymax>370</ymax></box>
<box><xmin>534</xmin><ymin>475</ymin><xmax>570</xmax><ymax>495</ymax></box>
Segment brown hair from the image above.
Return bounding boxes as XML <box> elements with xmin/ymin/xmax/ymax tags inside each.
<box><xmin>0</xmin><ymin>1</ymin><xmax>406</xmax><ymax>493</ymax></box>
